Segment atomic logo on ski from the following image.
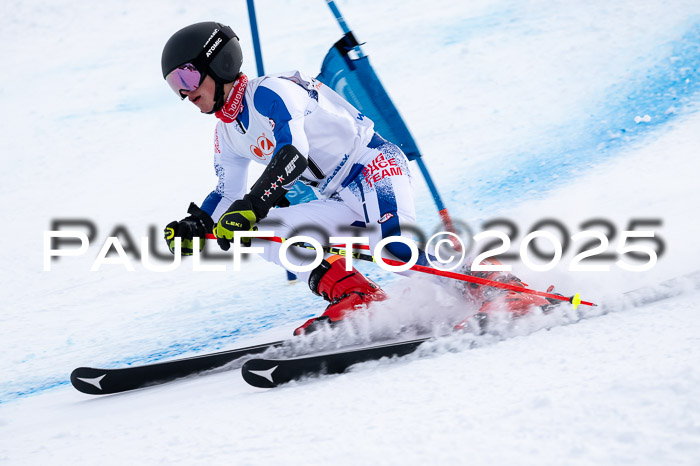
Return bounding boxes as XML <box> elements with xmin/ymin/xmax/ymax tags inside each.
<box><xmin>247</xmin><ymin>365</ymin><xmax>278</xmax><ymax>383</ymax></box>
<box><xmin>76</xmin><ymin>374</ymin><xmax>107</xmax><ymax>390</ymax></box>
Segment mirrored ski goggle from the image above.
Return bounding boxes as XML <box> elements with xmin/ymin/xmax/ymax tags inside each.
<box><xmin>165</xmin><ymin>63</ymin><xmax>205</xmax><ymax>99</ymax></box>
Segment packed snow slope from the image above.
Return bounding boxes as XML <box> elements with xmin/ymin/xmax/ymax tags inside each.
<box><xmin>1</xmin><ymin>0</ymin><xmax>700</xmax><ymax>464</ymax></box>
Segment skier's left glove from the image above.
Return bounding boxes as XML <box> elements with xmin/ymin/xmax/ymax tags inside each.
<box><xmin>213</xmin><ymin>144</ymin><xmax>308</xmax><ymax>251</ymax></box>
<box><xmin>214</xmin><ymin>198</ymin><xmax>258</xmax><ymax>251</ymax></box>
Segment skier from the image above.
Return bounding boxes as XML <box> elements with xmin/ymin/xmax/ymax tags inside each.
<box><xmin>160</xmin><ymin>21</ymin><xmax>414</xmax><ymax>334</ymax></box>
<box><xmin>160</xmin><ymin>21</ymin><xmax>549</xmax><ymax>335</ymax></box>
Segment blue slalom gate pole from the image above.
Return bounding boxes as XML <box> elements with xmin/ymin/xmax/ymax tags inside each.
<box><xmin>325</xmin><ymin>0</ymin><xmax>363</xmax><ymax>57</ymax></box>
<box><xmin>246</xmin><ymin>0</ymin><xmax>265</xmax><ymax>76</ymax></box>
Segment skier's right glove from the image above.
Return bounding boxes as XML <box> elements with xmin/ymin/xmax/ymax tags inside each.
<box><xmin>164</xmin><ymin>202</ymin><xmax>214</xmax><ymax>255</ymax></box>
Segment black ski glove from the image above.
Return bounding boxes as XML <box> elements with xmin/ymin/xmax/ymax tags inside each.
<box><xmin>164</xmin><ymin>202</ymin><xmax>214</xmax><ymax>255</ymax></box>
<box><xmin>213</xmin><ymin>198</ymin><xmax>258</xmax><ymax>251</ymax></box>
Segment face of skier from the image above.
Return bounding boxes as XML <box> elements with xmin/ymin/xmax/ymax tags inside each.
<box><xmin>181</xmin><ymin>75</ymin><xmax>218</xmax><ymax>114</ymax></box>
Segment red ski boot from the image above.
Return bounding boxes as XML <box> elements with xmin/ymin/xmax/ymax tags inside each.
<box><xmin>294</xmin><ymin>255</ymin><xmax>387</xmax><ymax>335</ymax></box>
<box><xmin>454</xmin><ymin>266</ymin><xmax>550</xmax><ymax>332</ymax></box>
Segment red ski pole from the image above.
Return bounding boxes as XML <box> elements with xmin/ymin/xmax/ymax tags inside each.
<box><xmin>205</xmin><ymin>233</ymin><xmax>595</xmax><ymax>308</ymax></box>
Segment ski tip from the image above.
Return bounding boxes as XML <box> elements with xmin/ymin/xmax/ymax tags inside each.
<box><xmin>241</xmin><ymin>359</ymin><xmax>282</xmax><ymax>389</ymax></box>
<box><xmin>70</xmin><ymin>367</ymin><xmax>110</xmax><ymax>395</ymax></box>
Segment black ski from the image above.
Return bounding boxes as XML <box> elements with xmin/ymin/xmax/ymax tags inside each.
<box><xmin>71</xmin><ymin>339</ymin><xmax>283</xmax><ymax>395</ymax></box>
<box><xmin>241</xmin><ymin>337</ymin><xmax>431</xmax><ymax>388</ymax></box>
<box><xmin>241</xmin><ymin>270</ymin><xmax>700</xmax><ymax>389</ymax></box>
<box><xmin>72</xmin><ymin>271</ymin><xmax>700</xmax><ymax>394</ymax></box>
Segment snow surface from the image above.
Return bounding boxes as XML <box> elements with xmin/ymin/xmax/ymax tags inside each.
<box><xmin>2</xmin><ymin>0</ymin><xmax>700</xmax><ymax>464</ymax></box>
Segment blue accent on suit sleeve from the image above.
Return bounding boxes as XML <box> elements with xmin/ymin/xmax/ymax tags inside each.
<box><xmin>201</xmin><ymin>191</ymin><xmax>223</xmax><ymax>216</ymax></box>
<box><xmin>253</xmin><ymin>85</ymin><xmax>294</xmax><ymax>155</ymax></box>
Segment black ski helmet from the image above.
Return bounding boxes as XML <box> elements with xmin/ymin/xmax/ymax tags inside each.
<box><xmin>161</xmin><ymin>22</ymin><xmax>243</xmax><ymax>113</ymax></box>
